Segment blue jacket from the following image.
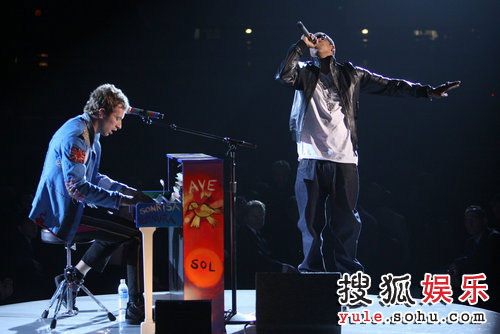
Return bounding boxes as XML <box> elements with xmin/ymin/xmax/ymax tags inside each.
<box><xmin>29</xmin><ymin>113</ymin><xmax>125</xmax><ymax>242</ymax></box>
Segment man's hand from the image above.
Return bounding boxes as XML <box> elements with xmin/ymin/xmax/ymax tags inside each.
<box><xmin>121</xmin><ymin>187</ymin><xmax>155</xmax><ymax>202</ymax></box>
<box><xmin>428</xmin><ymin>81</ymin><xmax>461</xmax><ymax>98</ymax></box>
<box><xmin>301</xmin><ymin>34</ymin><xmax>317</xmax><ymax>48</ymax></box>
<box><xmin>120</xmin><ymin>189</ymin><xmax>155</xmax><ymax>207</ymax></box>
<box><xmin>120</xmin><ymin>186</ymin><xmax>138</xmax><ymax>197</ymax></box>
<box><xmin>135</xmin><ymin>191</ymin><xmax>155</xmax><ymax>203</ymax></box>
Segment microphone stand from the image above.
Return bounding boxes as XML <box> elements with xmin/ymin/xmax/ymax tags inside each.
<box><xmin>144</xmin><ymin>117</ymin><xmax>257</xmax><ymax>325</ymax></box>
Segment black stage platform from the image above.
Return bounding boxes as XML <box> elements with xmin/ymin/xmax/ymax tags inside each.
<box><xmin>0</xmin><ymin>290</ymin><xmax>498</xmax><ymax>333</ymax></box>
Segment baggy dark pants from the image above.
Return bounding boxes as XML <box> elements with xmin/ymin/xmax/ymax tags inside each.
<box><xmin>78</xmin><ymin>207</ymin><xmax>142</xmax><ymax>301</ymax></box>
<box><xmin>295</xmin><ymin>159</ymin><xmax>364</xmax><ymax>274</ymax></box>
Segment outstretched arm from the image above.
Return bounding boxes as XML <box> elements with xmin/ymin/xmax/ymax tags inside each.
<box><xmin>94</xmin><ymin>172</ymin><xmax>127</xmax><ymax>192</ymax></box>
<box><xmin>93</xmin><ymin>171</ymin><xmax>154</xmax><ymax>206</ymax></box>
<box><xmin>95</xmin><ymin>173</ymin><xmax>155</xmax><ymax>206</ymax></box>
<box><xmin>356</xmin><ymin>65</ymin><xmax>461</xmax><ymax>99</ymax></box>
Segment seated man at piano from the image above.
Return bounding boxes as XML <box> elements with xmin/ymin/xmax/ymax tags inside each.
<box><xmin>29</xmin><ymin>83</ymin><xmax>154</xmax><ymax>324</ymax></box>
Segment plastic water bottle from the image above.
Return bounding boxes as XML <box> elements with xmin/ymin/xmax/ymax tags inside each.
<box><xmin>118</xmin><ymin>279</ymin><xmax>129</xmax><ymax>322</ymax></box>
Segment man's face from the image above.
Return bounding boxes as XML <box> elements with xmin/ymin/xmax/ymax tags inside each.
<box><xmin>246</xmin><ymin>207</ymin><xmax>265</xmax><ymax>231</ymax></box>
<box><xmin>97</xmin><ymin>104</ymin><xmax>126</xmax><ymax>136</ymax></box>
<box><xmin>464</xmin><ymin>213</ymin><xmax>485</xmax><ymax>236</ymax></box>
<box><xmin>314</xmin><ymin>33</ymin><xmax>335</xmax><ymax>56</ymax></box>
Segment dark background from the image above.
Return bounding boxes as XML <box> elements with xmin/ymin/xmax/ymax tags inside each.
<box><xmin>1</xmin><ymin>0</ymin><xmax>499</xmax><ymax>303</ymax></box>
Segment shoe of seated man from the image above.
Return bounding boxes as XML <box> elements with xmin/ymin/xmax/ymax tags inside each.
<box><xmin>126</xmin><ymin>300</ymin><xmax>145</xmax><ymax>325</ymax></box>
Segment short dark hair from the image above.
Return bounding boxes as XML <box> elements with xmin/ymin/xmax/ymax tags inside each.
<box><xmin>246</xmin><ymin>200</ymin><xmax>266</xmax><ymax>213</ymax></box>
<box><xmin>83</xmin><ymin>84</ymin><xmax>130</xmax><ymax>117</ymax></box>
<box><xmin>464</xmin><ymin>205</ymin><xmax>487</xmax><ymax>220</ymax></box>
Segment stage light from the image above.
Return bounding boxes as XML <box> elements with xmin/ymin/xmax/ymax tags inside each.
<box><xmin>245</xmin><ymin>28</ymin><xmax>252</xmax><ymax>34</ymax></box>
<box><xmin>426</xmin><ymin>30</ymin><xmax>439</xmax><ymax>40</ymax></box>
<box><xmin>361</xmin><ymin>28</ymin><xmax>369</xmax><ymax>35</ymax></box>
<box><xmin>413</xmin><ymin>29</ymin><xmax>438</xmax><ymax>40</ymax></box>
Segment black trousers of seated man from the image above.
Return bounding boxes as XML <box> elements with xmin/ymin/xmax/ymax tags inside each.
<box><xmin>295</xmin><ymin>159</ymin><xmax>364</xmax><ymax>274</ymax></box>
<box><xmin>77</xmin><ymin>207</ymin><xmax>142</xmax><ymax>302</ymax></box>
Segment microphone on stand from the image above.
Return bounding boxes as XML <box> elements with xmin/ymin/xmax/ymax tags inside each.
<box><xmin>127</xmin><ymin>107</ymin><xmax>165</xmax><ymax>124</ymax></box>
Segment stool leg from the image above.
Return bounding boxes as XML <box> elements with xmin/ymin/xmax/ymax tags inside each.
<box><xmin>61</xmin><ymin>278</ymin><xmax>79</xmax><ymax>316</ymax></box>
<box><xmin>67</xmin><ymin>281</ymin><xmax>74</xmax><ymax>312</ymax></box>
<box><xmin>41</xmin><ymin>280</ymin><xmax>65</xmax><ymax>318</ymax></box>
<box><xmin>59</xmin><ymin>245</ymin><xmax>81</xmax><ymax>316</ymax></box>
<box><xmin>41</xmin><ymin>242</ymin><xmax>81</xmax><ymax>327</ymax></box>
<box><xmin>79</xmin><ymin>285</ymin><xmax>116</xmax><ymax>321</ymax></box>
<box><xmin>51</xmin><ymin>281</ymin><xmax>67</xmax><ymax>329</ymax></box>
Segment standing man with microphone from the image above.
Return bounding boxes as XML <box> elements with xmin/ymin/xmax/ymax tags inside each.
<box><xmin>276</xmin><ymin>23</ymin><xmax>460</xmax><ymax>275</ymax></box>
<box><xmin>29</xmin><ymin>83</ymin><xmax>154</xmax><ymax>323</ymax></box>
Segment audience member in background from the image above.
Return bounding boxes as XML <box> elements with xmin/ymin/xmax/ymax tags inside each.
<box><xmin>355</xmin><ymin>203</ymin><xmax>381</xmax><ymax>285</ymax></box>
<box><xmin>404</xmin><ymin>171</ymin><xmax>442</xmax><ymax>275</ymax></box>
<box><xmin>0</xmin><ymin>278</ymin><xmax>13</xmax><ymax>303</ymax></box>
<box><xmin>237</xmin><ymin>200</ymin><xmax>297</xmax><ymax>289</ymax></box>
<box><xmin>360</xmin><ymin>182</ymin><xmax>410</xmax><ymax>274</ymax></box>
<box><xmin>449</xmin><ymin>205</ymin><xmax>500</xmax><ymax>312</ymax></box>
<box><xmin>0</xmin><ymin>191</ymin><xmax>51</xmax><ymax>304</ymax></box>
<box><xmin>0</xmin><ymin>187</ymin><xmax>17</xmax><ymax>304</ymax></box>
<box><xmin>270</xmin><ymin>160</ymin><xmax>294</xmax><ymax>196</ymax></box>
<box><xmin>489</xmin><ymin>193</ymin><xmax>500</xmax><ymax>229</ymax></box>
<box><xmin>260</xmin><ymin>160</ymin><xmax>302</xmax><ymax>267</ymax></box>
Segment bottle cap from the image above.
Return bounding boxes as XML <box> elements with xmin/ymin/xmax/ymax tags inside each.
<box><xmin>120</xmin><ymin>279</ymin><xmax>126</xmax><ymax>284</ymax></box>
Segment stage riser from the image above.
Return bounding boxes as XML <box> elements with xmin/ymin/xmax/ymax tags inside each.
<box><xmin>256</xmin><ymin>272</ymin><xmax>342</xmax><ymax>334</ymax></box>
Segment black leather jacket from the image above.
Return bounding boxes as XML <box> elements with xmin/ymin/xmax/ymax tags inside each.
<box><xmin>276</xmin><ymin>39</ymin><xmax>433</xmax><ymax>151</ymax></box>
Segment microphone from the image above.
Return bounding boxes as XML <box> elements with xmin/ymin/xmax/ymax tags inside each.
<box><xmin>297</xmin><ymin>21</ymin><xmax>316</xmax><ymax>44</ymax></box>
<box><xmin>127</xmin><ymin>107</ymin><xmax>165</xmax><ymax>123</ymax></box>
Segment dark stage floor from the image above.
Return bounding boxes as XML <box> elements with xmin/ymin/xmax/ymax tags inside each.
<box><xmin>0</xmin><ymin>290</ymin><xmax>499</xmax><ymax>333</ymax></box>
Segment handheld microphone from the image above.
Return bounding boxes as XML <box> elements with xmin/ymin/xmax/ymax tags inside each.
<box><xmin>297</xmin><ymin>21</ymin><xmax>316</xmax><ymax>44</ymax></box>
<box><xmin>128</xmin><ymin>107</ymin><xmax>165</xmax><ymax>121</ymax></box>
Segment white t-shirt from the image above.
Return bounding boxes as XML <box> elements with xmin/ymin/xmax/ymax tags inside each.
<box><xmin>297</xmin><ymin>71</ymin><xmax>358</xmax><ymax>165</ymax></box>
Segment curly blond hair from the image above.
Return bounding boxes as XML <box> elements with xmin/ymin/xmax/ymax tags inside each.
<box><xmin>83</xmin><ymin>84</ymin><xmax>130</xmax><ymax>116</ymax></box>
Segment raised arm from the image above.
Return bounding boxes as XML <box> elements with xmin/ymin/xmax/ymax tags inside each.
<box><xmin>275</xmin><ymin>35</ymin><xmax>316</xmax><ymax>89</ymax></box>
